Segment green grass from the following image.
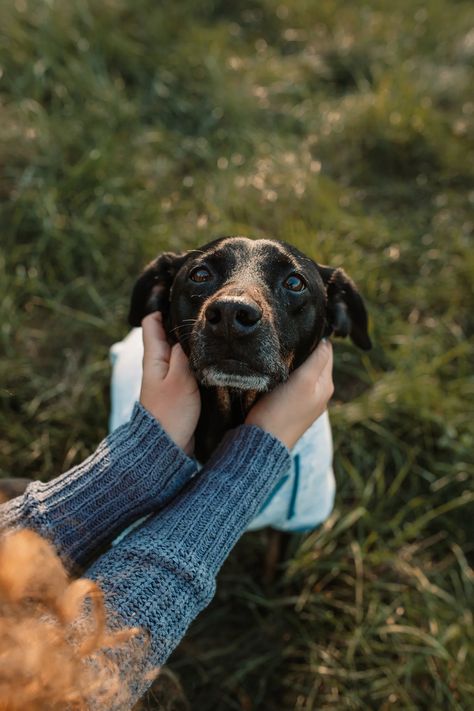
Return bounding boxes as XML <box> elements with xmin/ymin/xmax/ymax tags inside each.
<box><xmin>1</xmin><ymin>0</ymin><xmax>473</xmax><ymax>708</ymax></box>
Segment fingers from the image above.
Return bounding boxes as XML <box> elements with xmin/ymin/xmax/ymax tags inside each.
<box><xmin>141</xmin><ymin>313</ymin><xmax>197</xmax><ymax>392</ymax></box>
<box><xmin>319</xmin><ymin>339</ymin><xmax>333</xmax><ymax>366</ymax></box>
<box><xmin>307</xmin><ymin>341</ymin><xmax>334</xmax><ymax>401</ymax></box>
<box><xmin>301</xmin><ymin>339</ymin><xmax>332</xmax><ymax>375</ymax></box>
<box><xmin>169</xmin><ymin>343</ymin><xmax>199</xmax><ymax>393</ymax></box>
<box><xmin>169</xmin><ymin>342</ymin><xmax>191</xmax><ymax>377</ymax></box>
<box><xmin>141</xmin><ymin>313</ymin><xmax>171</xmax><ymax>379</ymax></box>
<box><xmin>244</xmin><ymin>340</ymin><xmax>334</xmax><ymax>449</ymax></box>
<box><xmin>314</xmin><ymin>341</ymin><xmax>333</xmax><ymax>387</ymax></box>
<box><xmin>142</xmin><ymin>312</ymin><xmax>167</xmax><ymax>345</ymax></box>
<box><xmin>291</xmin><ymin>340</ymin><xmax>333</xmax><ymax>389</ymax></box>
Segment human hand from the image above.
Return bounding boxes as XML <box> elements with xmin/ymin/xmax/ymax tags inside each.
<box><xmin>140</xmin><ymin>313</ymin><xmax>201</xmax><ymax>454</ymax></box>
<box><xmin>245</xmin><ymin>340</ymin><xmax>334</xmax><ymax>450</ymax></box>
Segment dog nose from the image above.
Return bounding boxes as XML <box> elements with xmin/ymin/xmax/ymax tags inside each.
<box><xmin>205</xmin><ymin>298</ymin><xmax>262</xmax><ymax>337</ymax></box>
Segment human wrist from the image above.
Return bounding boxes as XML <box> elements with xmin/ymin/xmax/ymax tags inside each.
<box><xmin>134</xmin><ymin>423</ymin><xmax>291</xmax><ymax>576</ymax></box>
<box><xmin>244</xmin><ymin>411</ymin><xmax>295</xmax><ymax>450</ymax></box>
<box><xmin>215</xmin><ymin>423</ymin><xmax>291</xmax><ymax>463</ymax></box>
<box><xmin>4</xmin><ymin>402</ymin><xmax>198</xmax><ymax>568</ymax></box>
<box><xmin>139</xmin><ymin>396</ymin><xmax>191</xmax><ymax>453</ymax></box>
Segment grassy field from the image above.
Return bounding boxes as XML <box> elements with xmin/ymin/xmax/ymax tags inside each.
<box><xmin>1</xmin><ymin>0</ymin><xmax>473</xmax><ymax>708</ymax></box>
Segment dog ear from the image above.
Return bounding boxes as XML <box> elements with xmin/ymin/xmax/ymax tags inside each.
<box><xmin>316</xmin><ymin>265</ymin><xmax>372</xmax><ymax>350</ymax></box>
<box><xmin>128</xmin><ymin>251</ymin><xmax>190</xmax><ymax>327</ymax></box>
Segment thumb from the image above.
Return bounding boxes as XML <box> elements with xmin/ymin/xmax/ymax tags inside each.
<box><xmin>168</xmin><ymin>342</ymin><xmax>194</xmax><ymax>380</ymax></box>
<box><xmin>141</xmin><ymin>313</ymin><xmax>171</xmax><ymax>379</ymax></box>
<box><xmin>295</xmin><ymin>339</ymin><xmax>333</xmax><ymax>380</ymax></box>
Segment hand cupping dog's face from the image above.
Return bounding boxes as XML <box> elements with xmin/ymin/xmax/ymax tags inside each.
<box><xmin>129</xmin><ymin>236</ymin><xmax>371</xmax><ymax>392</ymax></box>
<box><xmin>169</xmin><ymin>237</ymin><xmax>329</xmax><ymax>391</ymax></box>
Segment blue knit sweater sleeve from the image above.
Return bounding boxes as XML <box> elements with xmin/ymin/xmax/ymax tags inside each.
<box><xmin>85</xmin><ymin>424</ymin><xmax>291</xmax><ymax>707</ymax></box>
<box><xmin>0</xmin><ymin>404</ymin><xmax>291</xmax><ymax>708</ymax></box>
<box><xmin>0</xmin><ymin>402</ymin><xmax>197</xmax><ymax>567</ymax></box>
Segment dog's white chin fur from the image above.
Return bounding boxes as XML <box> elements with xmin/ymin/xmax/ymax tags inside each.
<box><xmin>200</xmin><ymin>366</ymin><xmax>271</xmax><ymax>391</ymax></box>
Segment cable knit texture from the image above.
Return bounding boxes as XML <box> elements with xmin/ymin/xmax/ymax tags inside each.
<box><xmin>0</xmin><ymin>403</ymin><xmax>197</xmax><ymax>567</ymax></box>
<box><xmin>85</xmin><ymin>424</ymin><xmax>290</xmax><ymax>706</ymax></box>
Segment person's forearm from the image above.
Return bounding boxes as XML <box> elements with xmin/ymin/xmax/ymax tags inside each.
<box><xmin>85</xmin><ymin>424</ymin><xmax>291</xmax><ymax>707</ymax></box>
<box><xmin>0</xmin><ymin>403</ymin><xmax>197</xmax><ymax>568</ymax></box>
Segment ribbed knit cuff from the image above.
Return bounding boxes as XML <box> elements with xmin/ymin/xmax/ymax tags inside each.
<box><xmin>84</xmin><ymin>424</ymin><xmax>291</xmax><ymax>693</ymax></box>
<box><xmin>0</xmin><ymin>403</ymin><xmax>197</xmax><ymax>567</ymax></box>
<box><xmin>139</xmin><ymin>424</ymin><xmax>291</xmax><ymax>575</ymax></box>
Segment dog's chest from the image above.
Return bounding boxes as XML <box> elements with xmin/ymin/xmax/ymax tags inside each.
<box><xmin>195</xmin><ymin>386</ymin><xmax>259</xmax><ymax>462</ymax></box>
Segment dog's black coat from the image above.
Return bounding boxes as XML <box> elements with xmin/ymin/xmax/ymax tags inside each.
<box><xmin>129</xmin><ymin>236</ymin><xmax>371</xmax><ymax>461</ymax></box>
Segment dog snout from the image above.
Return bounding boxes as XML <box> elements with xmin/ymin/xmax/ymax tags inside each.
<box><xmin>204</xmin><ymin>297</ymin><xmax>262</xmax><ymax>338</ymax></box>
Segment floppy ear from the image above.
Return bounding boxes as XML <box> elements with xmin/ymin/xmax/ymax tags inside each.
<box><xmin>128</xmin><ymin>251</ymin><xmax>189</xmax><ymax>327</ymax></box>
<box><xmin>316</xmin><ymin>265</ymin><xmax>372</xmax><ymax>350</ymax></box>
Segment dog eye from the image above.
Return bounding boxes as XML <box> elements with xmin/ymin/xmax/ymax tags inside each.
<box><xmin>284</xmin><ymin>273</ymin><xmax>307</xmax><ymax>292</ymax></box>
<box><xmin>189</xmin><ymin>266</ymin><xmax>212</xmax><ymax>283</ymax></box>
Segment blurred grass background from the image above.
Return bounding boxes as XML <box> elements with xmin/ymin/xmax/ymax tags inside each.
<box><xmin>0</xmin><ymin>0</ymin><xmax>473</xmax><ymax>708</ymax></box>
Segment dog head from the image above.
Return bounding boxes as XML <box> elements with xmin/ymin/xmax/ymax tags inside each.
<box><xmin>129</xmin><ymin>236</ymin><xmax>371</xmax><ymax>391</ymax></box>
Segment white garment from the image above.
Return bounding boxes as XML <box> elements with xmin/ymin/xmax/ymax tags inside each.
<box><xmin>110</xmin><ymin>328</ymin><xmax>335</xmax><ymax>532</ymax></box>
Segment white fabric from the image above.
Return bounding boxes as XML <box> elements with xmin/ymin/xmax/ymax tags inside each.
<box><xmin>110</xmin><ymin>328</ymin><xmax>335</xmax><ymax>531</ymax></box>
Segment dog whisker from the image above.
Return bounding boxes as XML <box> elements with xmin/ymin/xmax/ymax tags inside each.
<box><xmin>170</xmin><ymin>331</ymin><xmax>194</xmax><ymax>342</ymax></box>
<box><xmin>168</xmin><ymin>321</ymin><xmax>197</xmax><ymax>336</ymax></box>
<box><xmin>129</xmin><ymin>235</ymin><xmax>370</xmax><ymax>465</ymax></box>
<box><xmin>173</xmin><ymin>328</ymin><xmax>194</xmax><ymax>343</ymax></box>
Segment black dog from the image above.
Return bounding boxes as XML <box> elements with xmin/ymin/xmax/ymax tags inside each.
<box><xmin>129</xmin><ymin>236</ymin><xmax>371</xmax><ymax>461</ymax></box>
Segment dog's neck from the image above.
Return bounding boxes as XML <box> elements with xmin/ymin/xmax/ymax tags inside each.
<box><xmin>194</xmin><ymin>386</ymin><xmax>259</xmax><ymax>462</ymax></box>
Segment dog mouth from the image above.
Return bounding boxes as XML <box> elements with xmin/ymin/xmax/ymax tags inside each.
<box><xmin>198</xmin><ymin>359</ymin><xmax>273</xmax><ymax>391</ymax></box>
<box><xmin>185</xmin><ymin>320</ymin><xmax>289</xmax><ymax>392</ymax></box>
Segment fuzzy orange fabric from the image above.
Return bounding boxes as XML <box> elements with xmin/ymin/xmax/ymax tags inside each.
<box><xmin>0</xmin><ymin>530</ymin><xmax>138</xmax><ymax>711</ymax></box>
